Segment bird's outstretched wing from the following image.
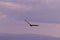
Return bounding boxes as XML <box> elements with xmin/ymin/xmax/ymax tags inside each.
<box><xmin>24</xmin><ymin>19</ymin><xmax>31</xmax><ymax>25</ymax></box>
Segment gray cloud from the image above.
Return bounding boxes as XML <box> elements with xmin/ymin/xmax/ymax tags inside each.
<box><xmin>0</xmin><ymin>0</ymin><xmax>59</xmax><ymax>23</ymax></box>
<box><xmin>0</xmin><ymin>0</ymin><xmax>60</xmax><ymax>37</ymax></box>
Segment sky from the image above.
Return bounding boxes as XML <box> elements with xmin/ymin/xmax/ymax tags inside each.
<box><xmin>0</xmin><ymin>0</ymin><xmax>60</xmax><ymax>38</ymax></box>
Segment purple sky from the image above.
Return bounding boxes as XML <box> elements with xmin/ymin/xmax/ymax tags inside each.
<box><xmin>0</xmin><ymin>0</ymin><xmax>60</xmax><ymax>37</ymax></box>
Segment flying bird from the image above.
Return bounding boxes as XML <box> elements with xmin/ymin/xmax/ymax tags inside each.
<box><xmin>24</xmin><ymin>19</ymin><xmax>39</xmax><ymax>27</ymax></box>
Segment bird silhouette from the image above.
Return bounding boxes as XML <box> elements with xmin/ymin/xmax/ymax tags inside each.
<box><xmin>24</xmin><ymin>19</ymin><xmax>39</xmax><ymax>27</ymax></box>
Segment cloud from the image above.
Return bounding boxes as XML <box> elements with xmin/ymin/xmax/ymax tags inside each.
<box><xmin>0</xmin><ymin>0</ymin><xmax>60</xmax><ymax>37</ymax></box>
<box><xmin>0</xmin><ymin>0</ymin><xmax>60</xmax><ymax>23</ymax></box>
<box><xmin>0</xmin><ymin>1</ymin><xmax>32</xmax><ymax>11</ymax></box>
<box><xmin>0</xmin><ymin>12</ymin><xmax>7</xmax><ymax>20</ymax></box>
<box><xmin>0</xmin><ymin>15</ymin><xmax>7</xmax><ymax>19</ymax></box>
<box><xmin>0</xmin><ymin>20</ymin><xmax>60</xmax><ymax>38</ymax></box>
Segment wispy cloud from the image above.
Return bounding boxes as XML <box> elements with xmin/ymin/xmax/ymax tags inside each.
<box><xmin>0</xmin><ymin>0</ymin><xmax>60</xmax><ymax>38</ymax></box>
<box><xmin>0</xmin><ymin>21</ymin><xmax>60</xmax><ymax>37</ymax></box>
<box><xmin>0</xmin><ymin>0</ymin><xmax>59</xmax><ymax>23</ymax></box>
<box><xmin>0</xmin><ymin>12</ymin><xmax>7</xmax><ymax>20</ymax></box>
<box><xmin>0</xmin><ymin>1</ymin><xmax>32</xmax><ymax>11</ymax></box>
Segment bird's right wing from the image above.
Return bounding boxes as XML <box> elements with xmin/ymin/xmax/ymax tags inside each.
<box><xmin>24</xmin><ymin>19</ymin><xmax>31</xmax><ymax>25</ymax></box>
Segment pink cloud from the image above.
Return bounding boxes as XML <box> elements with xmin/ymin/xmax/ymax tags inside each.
<box><xmin>0</xmin><ymin>1</ymin><xmax>32</xmax><ymax>11</ymax></box>
<box><xmin>0</xmin><ymin>20</ymin><xmax>59</xmax><ymax>37</ymax></box>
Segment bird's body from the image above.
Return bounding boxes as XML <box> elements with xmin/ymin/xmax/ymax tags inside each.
<box><xmin>30</xmin><ymin>24</ymin><xmax>39</xmax><ymax>27</ymax></box>
<box><xmin>24</xmin><ymin>19</ymin><xmax>39</xmax><ymax>27</ymax></box>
